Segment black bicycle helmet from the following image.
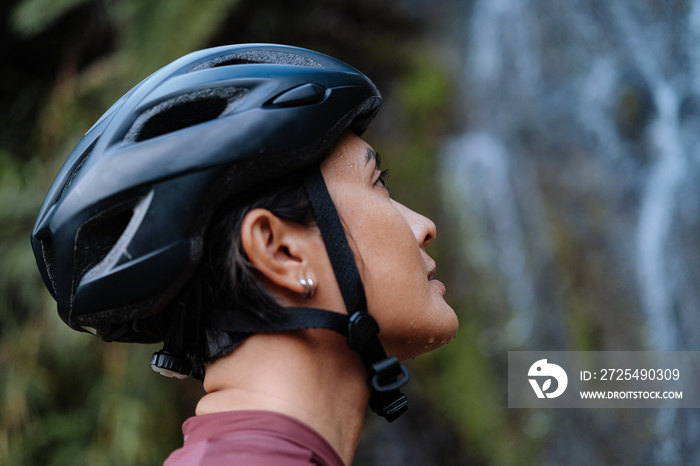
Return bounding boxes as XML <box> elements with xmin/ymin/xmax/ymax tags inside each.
<box><xmin>32</xmin><ymin>44</ymin><xmax>408</xmax><ymax>421</ymax></box>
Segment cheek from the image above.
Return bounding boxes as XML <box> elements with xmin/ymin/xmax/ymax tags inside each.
<box><xmin>340</xmin><ymin>199</ymin><xmax>418</xmax><ymax>297</ymax></box>
<box><xmin>355</xmin><ymin>208</ymin><xmax>421</xmax><ymax>286</ymax></box>
<box><xmin>360</xmin><ymin>209</ymin><xmax>458</xmax><ymax>360</ymax></box>
<box><xmin>356</xmin><ymin>216</ymin><xmax>456</xmax><ymax>349</ymax></box>
<box><xmin>332</xmin><ymin>188</ymin><xmax>458</xmax><ymax>359</ymax></box>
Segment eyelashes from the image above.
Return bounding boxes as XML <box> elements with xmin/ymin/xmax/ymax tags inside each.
<box><xmin>375</xmin><ymin>169</ymin><xmax>390</xmax><ymax>190</ymax></box>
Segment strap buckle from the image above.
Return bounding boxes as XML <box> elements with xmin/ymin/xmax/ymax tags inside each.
<box><xmin>346</xmin><ymin>311</ymin><xmax>380</xmax><ymax>352</ymax></box>
<box><xmin>370</xmin><ymin>356</ymin><xmax>410</xmax><ymax>392</ymax></box>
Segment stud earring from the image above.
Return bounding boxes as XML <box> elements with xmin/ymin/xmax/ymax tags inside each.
<box><xmin>300</xmin><ymin>277</ymin><xmax>316</xmax><ymax>299</ymax></box>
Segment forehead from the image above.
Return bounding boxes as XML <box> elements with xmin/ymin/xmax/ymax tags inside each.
<box><xmin>323</xmin><ymin>131</ymin><xmax>376</xmax><ymax>169</ymax></box>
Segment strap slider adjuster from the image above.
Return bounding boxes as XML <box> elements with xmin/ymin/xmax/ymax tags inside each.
<box><xmin>370</xmin><ymin>356</ymin><xmax>410</xmax><ymax>392</ymax></box>
<box><xmin>371</xmin><ymin>393</ymin><xmax>409</xmax><ymax>422</ymax></box>
<box><xmin>347</xmin><ymin>311</ymin><xmax>380</xmax><ymax>351</ymax></box>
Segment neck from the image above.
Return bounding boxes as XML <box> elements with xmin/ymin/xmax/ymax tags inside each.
<box><xmin>195</xmin><ymin>329</ymin><xmax>369</xmax><ymax>465</ymax></box>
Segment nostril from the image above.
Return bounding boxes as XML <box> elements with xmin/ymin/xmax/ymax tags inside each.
<box><xmin>413</xmin><ymin>219</ymin><xmax>437</xmax><ymax>248</ymax></box>
<box><xmin>424</xmin><ymin>229</ymin><xmax>436</xmax><ymax>248</ymax></box>
<box><xmin>395</xmin><ymin>200</ymin><xmax>437</xmax><ymax>247</ymax></box>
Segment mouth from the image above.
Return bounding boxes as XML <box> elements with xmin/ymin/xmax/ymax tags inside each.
<box><xmin>426</xmin><ymin>258</ymin><xmax>446</xmax><ymax>295</ymax></box>
<box><xmin>426</xmin><ymin>259</ymin><xmax>437</xmax><ymax>281</ymax></box>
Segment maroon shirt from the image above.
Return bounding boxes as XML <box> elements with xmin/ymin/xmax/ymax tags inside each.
<box><xmin>163</xmin><ymin>410</ymin><xmax>345</xmax><ymax>466</ymax></box>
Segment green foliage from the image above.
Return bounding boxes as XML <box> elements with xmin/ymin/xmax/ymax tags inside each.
<box><xmin>2</xmin><ymin>0</ymin><xmax>242</xmax><ymax>464</ymax></box>
<box><xmin>2</xmin><ymin>330</ymin><xmax>182</xmax><ymax>465</ymax></box>
<box><xmin>374</xmin><ymin>51</ymin><xmax>453</xmax><ymax>216</ymax></box>
<box><xmin>113</xmin><ymin>0</ymin><xmax>240</xmax><ymax>80</ymax></box>
<box><xmin>10</xmin><ymin>0</ymin><xmax>92</xmax><ymax>37</ymax></box>
<box><xmin>0</xmin><ymin>141</ymin><xmax>180</xmax><ymax>465</ymax></box>
<box><xmin>418</xmin><ymin>319</ymin><xmax>542</xmax><ymax>466</ymax></box>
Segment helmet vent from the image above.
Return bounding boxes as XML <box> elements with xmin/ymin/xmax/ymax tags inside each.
<box><xmin>73</xmin><ymin>200</ymin><xmax>136</xmax><ymax>290</ymax></box>
<box><xmin>123</xmin><ymin>88</ymin><xmax>249</xmax><ymax>144</ymax></box>
<box><xmin>40</xmin><ymin>235</ymin><xmax>57</xmax><ymax>295</ymax></box>
<box><xmin>190</xmin><ymin>51</ymin><xmax>323</xmax><ymax>71</ymax></box>
<box><xmin>61</xmin><ymin>142</ymin><xmax>96</xmax><ymax>199</ymax></box>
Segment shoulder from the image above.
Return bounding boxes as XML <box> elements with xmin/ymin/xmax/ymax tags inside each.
<box><xmin>163</xmin><ymin>410</ymin><xmax>344</xmax><ymax>466</ymax></box>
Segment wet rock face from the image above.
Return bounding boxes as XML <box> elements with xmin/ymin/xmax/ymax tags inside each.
<box><xmin>448</xmin><ymin>0</ymin><xmax>700</xmax><ymax>355</ymax></box>
<box><xmin>440</xmin><ymin>1</ymin><xmax>700</xmax><ymax>464</ymax></box>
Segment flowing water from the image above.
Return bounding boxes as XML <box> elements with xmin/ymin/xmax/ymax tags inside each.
<box><xmin>441</xmin><ymin>1</ymin><xmax>700</xmax><ymax>463</ymax></box>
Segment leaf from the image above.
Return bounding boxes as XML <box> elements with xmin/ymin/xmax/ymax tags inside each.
<box><xmin>11</xmin><ymin>0</ymin><xmax>92</xmax><ymax>37</ymax></box>
<box><xmin>117</xmin><ymin>0</ymin><xmax>240</xmax><ymax>79</ymax></box>
<box><xmin>542</xmin><ymin>379</ymin><xmax>552</xmax><ymax>392</ymax></box>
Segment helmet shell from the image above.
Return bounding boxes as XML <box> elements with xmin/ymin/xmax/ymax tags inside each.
<box><xmin>31</xmin><ymin>44</ymin><xmax>381</xmax><ymax>342</ymax></box>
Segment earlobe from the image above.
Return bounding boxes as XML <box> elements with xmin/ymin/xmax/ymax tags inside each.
<box><xmin>240</xmin><ymin>208</ymin><xmax>310</xmax><ymax>295</ymax></box>
<box><xmin>299</xmin><ymin>277</ymin><xmax>316</xmax><ymax>299</ymax></box>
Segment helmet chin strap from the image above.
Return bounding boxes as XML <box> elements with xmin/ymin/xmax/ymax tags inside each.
<box><xmin>301</xmin><ymin>166</ymin><xmax>409</xmax><ymax>423</ymax></box>
<box><xmin>152</xmin><ymin>165</ymin><xmax>410</xmax><ymax>422</ymax></box>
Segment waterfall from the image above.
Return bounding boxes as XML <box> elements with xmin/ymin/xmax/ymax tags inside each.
<box><xmin>441</xmin><ymin>0</ymin><xmax>700</xmax><ymax>463</ymax></box>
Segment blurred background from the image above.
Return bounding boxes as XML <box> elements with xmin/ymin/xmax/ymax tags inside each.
<box><xmin>3</xmin><ymin>0</ymin><xmax>700</xmax><ymax>464</ymax></box>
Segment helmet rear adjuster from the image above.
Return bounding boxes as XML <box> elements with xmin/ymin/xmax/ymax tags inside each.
<box><xmin>151</xmin><ymin>350</ymin><xmax>191</xmax><ymax>379</ymax></box>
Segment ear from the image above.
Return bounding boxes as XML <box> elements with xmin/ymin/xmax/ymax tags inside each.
<box><xmin>240</xmin><ymin>208</ymin><xmax>315</xmax><ymax>297</ymax></box>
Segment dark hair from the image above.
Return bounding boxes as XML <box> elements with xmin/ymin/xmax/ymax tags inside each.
<box><xmin>183</xmin><ymin>171</ymin><xmax>316</xmax><ymax>379</ymax></box>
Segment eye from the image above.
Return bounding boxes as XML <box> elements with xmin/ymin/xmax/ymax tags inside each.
<box><xmin>374</xmin><ymin>169</ymin><xmax>390</xmax><ymax>190</ymax></box>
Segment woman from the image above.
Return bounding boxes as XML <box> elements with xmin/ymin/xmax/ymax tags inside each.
<box><xmin>31</xmin><ymin>44</ymin><xmax>458</xmax><ymax>465</ymax></box>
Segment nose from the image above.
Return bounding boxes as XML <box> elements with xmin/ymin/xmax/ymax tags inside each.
<box><xmin>393</xmin><ymin>200</ymin><xmax>437</xmax><ymax>249</ymax></box>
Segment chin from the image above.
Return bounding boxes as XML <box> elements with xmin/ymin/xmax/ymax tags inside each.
<box><xmin>385</xmin><ymin>311</ymin><xmax>459</xmax><ymax>361</ymax></box>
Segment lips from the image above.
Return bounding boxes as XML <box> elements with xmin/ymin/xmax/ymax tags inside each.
<box><xmin>426</xmin><ymin>257</ymin><xmax>437</xmax><ymax>281</ymax></box>
<box><xmin>425</xmin><ymin>257</ymin><xmax>446</xmax><ymax>294</ymax></box>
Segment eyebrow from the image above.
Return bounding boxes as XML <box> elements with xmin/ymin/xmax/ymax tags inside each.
<box><xmin>365</xmin><ymin>148</ymin><xmax>381</xmax><ymax>168</ymax></box>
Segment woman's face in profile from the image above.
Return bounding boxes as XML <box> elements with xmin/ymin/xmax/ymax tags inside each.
<box><xmin>320</xmin><ymin>132</ymin><xmax>459</xmax><ymax>361</ymax></box>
